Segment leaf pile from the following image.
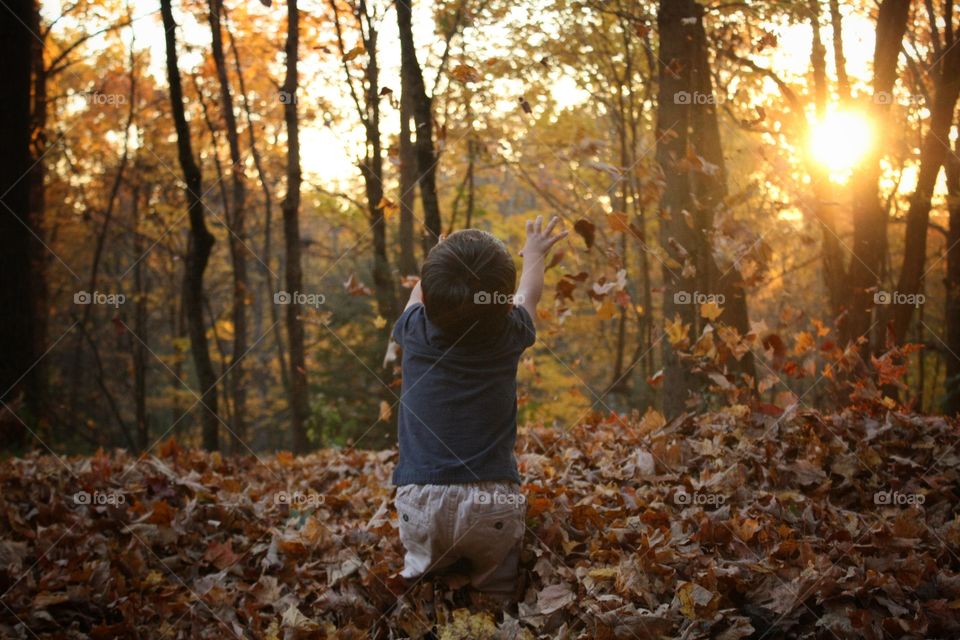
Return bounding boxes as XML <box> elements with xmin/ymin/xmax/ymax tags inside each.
<box><xmin>1</xmin><ymin>408</ymin><xmax>960</xmax><ymax>638</ymax></box>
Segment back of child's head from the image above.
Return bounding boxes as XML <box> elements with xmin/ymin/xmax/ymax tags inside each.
<box><xmin>421</xmin><ymin>229</ymin><xmax>517</xmax><ymax>339</ymax></box>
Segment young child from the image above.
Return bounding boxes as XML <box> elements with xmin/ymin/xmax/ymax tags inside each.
<box><xmin>391</xmin><ymin>216</ymin><xmax>567</xmax><ymax>597</ymax></box>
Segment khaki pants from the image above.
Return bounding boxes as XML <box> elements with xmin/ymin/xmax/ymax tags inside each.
<box><xmin>395</xmin><ymin>480</ymin><xmax>525</xmax><ymax>595</ymax></box>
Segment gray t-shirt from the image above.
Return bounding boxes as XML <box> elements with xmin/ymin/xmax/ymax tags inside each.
<box><xmin>391</xmin><ymin>303</ymin><xmax>536</xmax><ymax>485</ymax></box>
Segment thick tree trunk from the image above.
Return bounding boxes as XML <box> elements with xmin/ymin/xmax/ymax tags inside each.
<box><xmin>688</xmin><ymin>3</ymin><xmax>755</xmax><ymax>383</ymax></box>
<box><xmin>160</xmin><ymin>0</ymin><xmax>220</xmax><ymax>450</ymax></box>
<box><xmin>846</xmin><ymin>0</ymin><xmax>910</xmax><ymax>347</ymax></box>
<box><xmin>396</xmin><ymin>0</ymin><xmax>442</xmax><ymax>255</ymax></box>
<box><xmin>892</xmin><ymin>40</ymin><xmax>960</xmax><ymax>343</ymax></box>
<box><xmin>945</xmin><ymin>139</ymin><xmax>960</xmax><ymax>416</ymax></box>
<box><xmin>656</xmin><ymin>0</ymin><xmax>701</xmax><ymax>417</ymax></box>
<box><xmin>0</xmin><ymin>0</ymin><xmax>40</xmax><ymax>449</ymax></box>
<box><xmin>282</xmin><ymin>0</ymin><xmax>310</xmax><ymax>453</ymax></box>
<box><xmin>208</xmin><ymin>0</ymin><xmax>249</xmax><ymax>451</ymax></box>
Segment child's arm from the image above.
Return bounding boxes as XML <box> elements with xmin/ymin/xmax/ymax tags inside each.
<box><xmin>516</xmin><ymin>215</ymin><xmax>568</xmax><ymax>322</ymax></box>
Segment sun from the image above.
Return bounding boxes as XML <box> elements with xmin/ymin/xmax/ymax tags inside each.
<box><xmin>808</xmin><ymin>110</ymin><xmax>873</xmax><ymax>179</ymax></box>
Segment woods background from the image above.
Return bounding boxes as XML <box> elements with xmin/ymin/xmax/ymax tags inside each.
<box><xmin>2</xmin><ymin>0</ymin><xmax>959</xmax><ymax>456</ymax></box>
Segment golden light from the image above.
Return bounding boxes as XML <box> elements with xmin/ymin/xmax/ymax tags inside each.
<box><xmin>808</xmin><ymin>110</ymin><xmax>873</xmax><ymax>179</ymax></box>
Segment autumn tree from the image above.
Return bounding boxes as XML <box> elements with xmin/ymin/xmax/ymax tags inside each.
<box><xmin>0</xmin><ymin>0</ymin><xmax>40</xmax><ymax>450</ymax></box>
<box><xmin>160</xmin><ymin>0</ymin><xmax>221</xmax><ymax>450</ymax></box>
<box><xmin>281</xmin><ymin>0</ymin><xmax>310</xmax><ymax>453</ymax></box>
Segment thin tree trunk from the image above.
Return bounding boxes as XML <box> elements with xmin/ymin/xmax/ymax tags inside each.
<box><xmin>222</xmin><ymin>12</ymin><xmax>290</xmax><ymax>398</ymax></box>
<box><xmin>809</xmin><ymin>0</ymin><xmax>848</xmax><ymax>322</ymax></box>
<box><xmin>398</xmin><ymin>84</ymin><xmax>418</xmax><ymax>275</ymax></box>
<box><xmin>160</xmin><ymin>0</ymin><xmax>220</xmax><ymax>450</ymax></box>
<box><xmin>282</xmin><ymin>0</ymin><xmax>310</xmax><ymax>453</ymax></box>
<box><xmin>208</xmin><ymin>0</ymin><xmax>249</xmax><ymax>451</ymax></box>
<box><xmin>396</xmin><ymin>0</ymin><xmax>442</xmax><ymax>255</ymax></box>
<box><xmin>131</xmin><ymin>182</ymin><xmax>149</xmax><ymax>450</ymax></box>
<box><xmin>945</xmin><ymin>136</ymin><xmax>960</xmax><ymax>415</ymax></box>
<box><xmin>828</xmin><ymin>0</ymin><xmax>851</xmax><ymax>101</ymax></box>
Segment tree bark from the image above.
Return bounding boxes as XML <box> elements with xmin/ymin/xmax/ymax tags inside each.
<box><xmin>828</xmin><ymin>0</ymin><xmax>851</xmax><ymax>101</ymax></box>
<box><xmin>0</xmin><ymin>0</ymin><xmax>40</xmax><ymax>449</ymax></box>
<box><xmin>160</xmin><ymin>0</ymin><xmax>220</xmax><ymax>450</ymax></box>
<box><xmin>846</xmin><ymin>0</ymin><xmax>910</xmax><ymax>347</ymax></box>
<box><xmin>398</xmin><ymin>81</ymin><xmax>418</xmax><ymax>275</ymax></box>
<box><xmin>396</xmin><ymin>0</ymin><xmax>442</xmax><ymax>255</ymax></box>
<box><xmin>282</xmin><ymin>0</ymin><xmax>310</xmax><ymax>453</ymax></box>
<box><xmin>945</xmin><ymin>137</ymin><xmax>960</xmax><ymax>415</ymax></box>
<box><xmin>208</xmin><ymin>0</ymin><xmax>249</xmax><ymax>452</ymax></box>
<box><xmin>688</xmin><ymin>2</ymin><xmax>755</xmax><ymax>383</ymax></box>
<box><xmin>656</xmin><ymin>0</ymin><xmax>701</xmax><ymax>417</ymax></box>
<box><xmin>891</xmin><ymin>34</ymin><xmax>960</xmax><ymax>343</ymax></box>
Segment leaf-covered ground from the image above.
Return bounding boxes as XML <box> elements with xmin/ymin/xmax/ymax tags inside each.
<box><xmin>2</xmin><ymin>408</ymin><xmax>960</xmax><ymax>639</ymax></box>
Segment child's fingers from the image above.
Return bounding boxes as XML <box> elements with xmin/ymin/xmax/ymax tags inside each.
<box><xmin>525</xmin><ymin>219</ymin><xmax>534</xmax><ymax>236</ymax></box>
<box><xmin>544</xmin><ymin>216</ymin><xmax>560</xmax><ymax>235</ymax></box>
<box><xmin>534</xmin><ymin>215</ymin><xmax>543</xmax><ymax>234</ymax></box>
<box><xmin>547</xmin><ymin>230</ymin><xmax>569</xmax><ymax>247</ymax></box>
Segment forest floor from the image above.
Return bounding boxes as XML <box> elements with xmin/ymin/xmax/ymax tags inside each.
<box><xmin>1</xmin><ymin>407</ymin><xmax>960</xmax><ymax>639</ymax></box>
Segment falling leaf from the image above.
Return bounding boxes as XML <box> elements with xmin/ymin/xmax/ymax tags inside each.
<box><xmin>573</xmin><ymin>219</ymin><xmax>595</xmax><ymax>248</ymax></box>
<box><xmin>342</xmin><ymin>45</ymin><xmax>365</xmax><ymax>62</ymax></box>
<box><xmin>700</xmin><ymin>301</ymin><xmax>723</xmax><ymax>321</ymax></box>
<box><xmin>666</xmin><ymin>314</ymin><xmax>689</xmax><ymax>348</ymax></box>
<box><xmin>343</xmin><ymin>273</ymin><xmax>373</xmax><ymax>296</ymax></box>
<box><xmin>450</xmin><ymin>63</ymin><xmax>481</xmax><ymax>83</ymax></box>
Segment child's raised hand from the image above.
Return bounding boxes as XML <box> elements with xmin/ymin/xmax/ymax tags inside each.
<box><xmin>519</xmin><ymin>215</ymin><xmax>568</xmax><ymax>258</ymax></box>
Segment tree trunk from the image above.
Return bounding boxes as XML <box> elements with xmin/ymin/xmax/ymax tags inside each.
<box><xmin>160</xmin><ymin>0</ymin><xmax>220</xmax><ymax>450</ymax></box>
<box><xmin>398</xmin><ymin>83</ymin><xmax>418</xmax><ymax>275</ymax></box>
<box><xmin>945</xmin><ymin>137</ymin><xmax>960</xmax><ymax>416</ymax></box>
<box><xmin>396</xmin><ymin>0</ymin><xmax>442</xmax><ymax>255</ymax></box>
<box><xmin>362</xmin><ymin>23</ymin><xmax>398</xmax><ymax>323</ymax></box>
<box><xmin>131</xmin><ymin>183</ymin><xmax>149</xmax><ymax>450</ymax></box>
<box><xmin>222</xmin><ymin>11</ymin><xmax>291</xmax><ymax>399</ymax></box>
<box><xmin>688</xmin><ymin>2</ymin><xmax>755</xmax><ymax>383</ymax></box>
<box><xmin>846</xmin><ymin>0</ymin><xmax>910</xmax><ymax>347</ymax></box>
<box><xmin>282</xmin><ymin>0</ymin><xmax>310</xmax><ymax>453</ymax></box>
<box><xmin>656</xmin><ymin>0</ymin><xmax>701</xmax><ymax>417</ymax></box>
<box><xmin>892</xmin><ymin>38</ymin><xmax>960</xmax><ymax>343</ymax></box>
<box><xmin>0</xmin><ymin>0</ymin><xmax>40</xmax><ymax>450</ymax></box>
<box><xmin>208</xmin><ymin>0</ymin><xmax>249</xmax><ymax>452</ymax></box>
<box><xmin>808</xmin><ymin>0</ymin><xmax>848</xmax><ymax>322</ymax></box>
<box><xmin>828</xmin><ymin>0</ymin><xmax>851</xmax><ymax>101</ymax></box>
